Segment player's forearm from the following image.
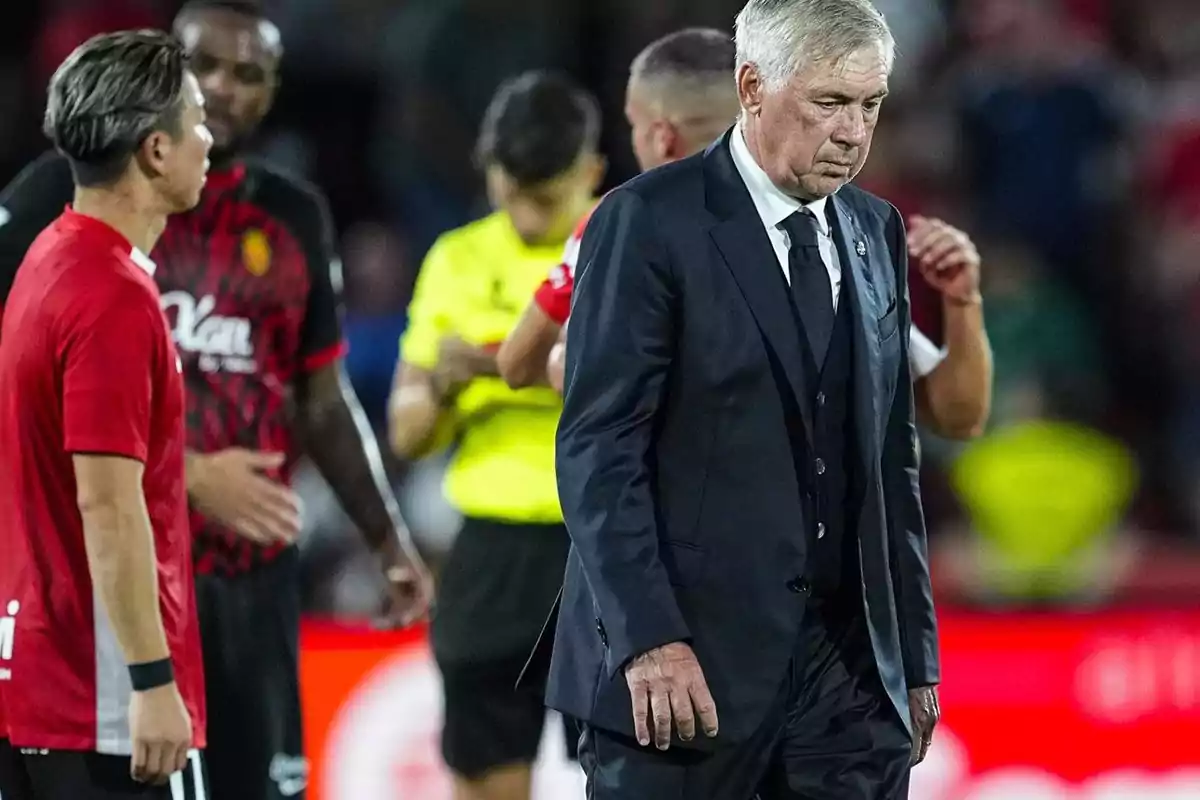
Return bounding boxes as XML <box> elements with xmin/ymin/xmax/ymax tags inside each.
<box><xmin>498</xmin><ymin>343</ymin><xmax>553</xmax><ymax>389</ymax></box>
<box><xmin>300</xmin><ymin>364</ymin><xmax>414</xmax><ymax>552</ymax></box>
<box><xmin>388</xmin><ymin>382</ymin><xmax>445</xmax><ymax>459</ymax></box>
<box><xmin>77</xmin><ymin>488</ymin><xmax>171</xmax><ymax>665</ymax></box>
<box><xmin>924</xmin><ymin>297</ymin><xmax>992</xmax><ymax>439</ymax></box>
<box><xmin>498</xmin><ymin>304</ymin><xmax>561</xmax><ymax>389</ymax></box>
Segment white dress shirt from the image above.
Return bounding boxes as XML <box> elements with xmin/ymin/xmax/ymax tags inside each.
<box><xmin>729</xmin><ymin>123</ymin><xmax>842</xmax><ymax>310</ymax></box>
<box><xmin>728</xmin><ymin>126</ymin><xmax>945</xmax><ymax>378</ymax></box>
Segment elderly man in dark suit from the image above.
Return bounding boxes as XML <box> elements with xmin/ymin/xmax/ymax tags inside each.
<box><xmin>544</xmin><ymin>0</ymin><xmax>941</xmax><ymax>797</ymax></box>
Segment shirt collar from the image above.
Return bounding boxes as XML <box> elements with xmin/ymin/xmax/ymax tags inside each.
<box><xmin>729</xmin><ymin>122</ymin><xmax>830</xmax><ymax>236</ymax></box>
<box><xmin>62</xmin><ymin>206</ymin><xmax>156</xmax><ymax>276</ymax></box>
<box><xmin>129</xmin><ymin>247</ymin><xmax>157</xmax><ymax>276</ymax></box>
<box><xmin>60</xmin><ymin>207</ymin><xmax>158</xmax><ymax>276</ymax></box>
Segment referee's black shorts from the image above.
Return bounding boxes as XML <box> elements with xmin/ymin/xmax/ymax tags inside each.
<box><xmin>195</xmin><ymin>548</ymin><xmax>307</xmax><ymax>800</ymax></box>
<box><xmin>430</xmin><ymin>517</ymin><xmax>575</xmax><ymax>779</ymax></box>
<box><xmin>0</xmin><ymin>738</ymin><xmax>209</xmax><ymax>799</ymax></box>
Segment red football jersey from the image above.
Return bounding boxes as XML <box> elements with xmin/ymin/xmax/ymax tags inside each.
<box><xmin>532</xmin><ymin>203</ymin><xmax>597</xmax><ymax>325</ymax></box>
<box><xmin>0</xmin><ymin>155</ymin><xmax>348</xmax><ymax>577</ymax></box>
<box><xmin>0</xmin><ymin>208</ymin><xmax>205</xmax><ymax>753</ymax></box>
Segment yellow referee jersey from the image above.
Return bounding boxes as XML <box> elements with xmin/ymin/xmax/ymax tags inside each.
<box><xmin>400</xmin><ymin>211</ymin><xmax>566</xmax><ymax>524</ymax></box>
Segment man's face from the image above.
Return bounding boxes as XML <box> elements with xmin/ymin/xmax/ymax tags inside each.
<box><xmin>624</xmin><ymin>81</ymin><xmax>669</xmax><ymax>172</ymax></box>
<box><xmin>160</xmin><ymin>71</ymin><xmax>213</xmax><ymax>212</ymax></box>
<box><xmin>740</xmin><ymin>44</ymin><xmax>889</xmax><ymax>200</ymax></box>
<box><xmin>486</xmin><ymin>155</ymin><xmax>604</xmax><ymax>246</ymax></box>
<box><xmin>176</xmin><ymin>9</ymin><xmax>280</xmax><ymax>157</ymax></box>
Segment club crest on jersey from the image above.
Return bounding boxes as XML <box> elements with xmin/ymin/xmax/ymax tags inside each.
<box><xmin>241</xmin><ymin>228</ymin><xmax>272</xmax><ymax>276</ymax></box>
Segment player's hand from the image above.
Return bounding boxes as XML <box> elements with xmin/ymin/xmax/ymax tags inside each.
<box><xmin>375</xmin><ymin>533</ymin><xmax>434</xmax><ymax>629</ymax></box>
<box><xmin>546</xmin><ymin>340</ymin><xmax>566</xmax><ymax>394</ymax></box>
<box><xmin>908</xmin><ymin>685</ymin><xmax>941</xmax><ymax>765</ymax></box>
<box><xmin>624</xmin><ymin>641</ymin><xmax>719</xmax><ymax>750</ymax></box>
<box><xmin>129</xmin><ymin>682</ymin><xmax>192</xmax><ymax>785</ymax></box>
<box><xmin>432</xmin><ymin>335</ymin><xmax>495</xmax><ymax>394</ymax></box>
<box><xmin>907</xmin><ymin>216</ymin><xmax>982</xmax><ymax>305</ymax></box>
<box><xmin>187</xmin><ymin>449</ymin><xmax>302</xmax><ymax>544</ymax></box>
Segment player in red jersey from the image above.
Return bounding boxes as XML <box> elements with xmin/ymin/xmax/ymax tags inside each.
<box><xmin>500</xmin><ymin>29</ymin><xmax>992</xmax><ymax>440</ymax></box>
<box><xmin>0</xmin><ymin>3</ymin><xmax>432</xmax><ymax>799</ymax></box>
<box><xmin>0</xmin><ymin>30</ymin><xmax>211</xmax><ymax>799</ymax></box>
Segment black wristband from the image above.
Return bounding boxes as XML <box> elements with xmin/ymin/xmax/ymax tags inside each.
<box><xmin>128</xmin><ymin>658</ymin><xmax>174</xmax><ymax>691</ymax></box>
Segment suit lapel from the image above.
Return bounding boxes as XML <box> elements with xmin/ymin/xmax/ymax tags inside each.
<box><xmin>704</xmin><ymin>133</ymin><xmax>813</xmax><ymax>440</ymax></box>
<box><xmin>830</xmin><ymin>194</ymin><xmax>882</xmax><ymax>474</ymax></box>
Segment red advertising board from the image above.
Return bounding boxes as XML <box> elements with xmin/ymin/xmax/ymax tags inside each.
<box><xmin>301</xmin><ymin>611</ymin><xmax>1200</xmax><ymax>799</ymax></box>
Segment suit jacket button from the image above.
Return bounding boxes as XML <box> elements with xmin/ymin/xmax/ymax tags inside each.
<box><xmin>787</xmin><ymin>578</ymin><xmax>810</xmax><ymax>594</ymax></box>
<box><xmin>596</xmin><ymin>618</ymin><xmax>608</xmax><ymax>646</ymax></box>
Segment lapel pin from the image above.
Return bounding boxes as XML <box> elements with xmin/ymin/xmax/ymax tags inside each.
<box><xmin>855</xmin><ymin>240</ymin><xmax>867</xmax><ymax>257</ymax></box>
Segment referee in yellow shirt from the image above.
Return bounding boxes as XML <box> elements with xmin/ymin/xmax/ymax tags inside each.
<box><xmin>389</xmin><ymin>71</ymin><xmax>603</xmax><ymax>800</ymax></box>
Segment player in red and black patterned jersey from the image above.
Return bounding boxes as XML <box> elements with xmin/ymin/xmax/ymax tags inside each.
<box><xmin>0</xmin><ymin>4</ymin><xmax>432</xmax><ymax>800</ymax></box>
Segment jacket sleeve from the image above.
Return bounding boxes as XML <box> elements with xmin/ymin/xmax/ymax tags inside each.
<box><xmin>881</xmin><ymin>204</ymin><xmax>940</xmax><ymax>687</ymax></box>
<box><xmin>555</xmin><ymin>189</ymin><xmax>691</xmax><ymax>678</ymax></box>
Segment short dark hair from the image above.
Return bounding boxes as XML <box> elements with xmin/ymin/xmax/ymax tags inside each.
<box><xmin>475</xmin><ymin>70</ymin><xmax>601</xmax><ymax>188</ymax></box>
<box><xmin>631</xmin><ymin>28</ymin><xmax>736</xmax><ymax>81</ymax></box>
<box><xmin>44</xmin><ymin>30</ymin><xmax>188</xmax><ymax>188</ymax></box>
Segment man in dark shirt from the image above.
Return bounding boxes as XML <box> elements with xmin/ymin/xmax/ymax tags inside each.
<box><xmin>0</xmin><ymin>3</ymin><xmax>432</xmax><ymax>800</ymax></box>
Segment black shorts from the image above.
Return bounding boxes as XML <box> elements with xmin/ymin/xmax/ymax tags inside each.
<box><xmin>440</xmin><ymin>657</ymin><xmax>581</xmax><ymax>780</ymax></box>
<box><xmin>430</xmin><ymin>517</ymin><xmax>575</xmax><ymax>778</ymax></box>
<box><xmin>195</xmin><ymin>548</ymin><xmax>306</xmax><ymax>800</ymax></box>
<box><xmin>0</xmin><ymin>739</ymin><xmax>208</xmax><ymax>800</ymax></box>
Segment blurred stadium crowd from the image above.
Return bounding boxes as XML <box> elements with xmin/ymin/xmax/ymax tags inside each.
<box><xmin>5</xmin><ymin>0</ymin><xmax>1198</xmax><ymax>611</ymax></box>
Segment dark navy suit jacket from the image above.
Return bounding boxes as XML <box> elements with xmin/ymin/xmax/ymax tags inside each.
<box><xmin>545</xmin><ymin>130</ymin><xmax>938</xmax><ymax>747</ymax></box>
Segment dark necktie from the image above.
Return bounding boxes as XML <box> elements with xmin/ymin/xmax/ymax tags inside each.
<box><xmin>781</xmin><ymin>209</ymin><xmax>834</xmax><ymax>366</ymax></box>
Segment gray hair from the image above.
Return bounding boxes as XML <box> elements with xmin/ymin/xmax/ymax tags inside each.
<box><xmin>734</xmin><ymin>0</ymin><xmax>896</xmax><ymax>90</ymax></box>
<box><xmin>44</xmin><ymin>29</ymin><xmax>187</xmax><ymax>187</ymax></box>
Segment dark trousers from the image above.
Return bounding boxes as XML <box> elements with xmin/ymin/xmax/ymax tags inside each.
<box><xmin>0</xmin><ymin>739</ymin><xmax>208</xmax><ymax>800</ymax></box>
<box><xmin>196</xmin><ymin>549</ymin><xmax>306</xmax><ymax>800</ymax></box>
<box><xmin>579</xmin><ymin>596</ymin><xmax>911</xmax><ymax>799</ymax></box>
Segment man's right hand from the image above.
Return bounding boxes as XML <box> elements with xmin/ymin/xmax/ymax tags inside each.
<box><xmin>624</xmin><ymin>641</ymin><xmax>719</xmax><ymax>750</ymax></box>
<box><xmin>186</xmin><ymin>449</ymin><xmax>301</xmax><ymax>544</ymax></box>
<box><xmin>128</xmin><ymin>683</ymin><xmax>192</xmax><ymax>785</ymax></box>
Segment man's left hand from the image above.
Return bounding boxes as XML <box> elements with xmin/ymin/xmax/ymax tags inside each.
<box><xmin>907</xmin><ymin>216</ymin><xmax>981</xmax><ymax>305</ymax></box>
<box><xmin>547</xmin><ymin>340</ymin><xmax>566</xmax><ymax>394</ymax></box>
<box><xmin>908</xmin><ymin>685</ymin><xmax>941</xmax><ymax>765</ymax></box>
<box><xmin>375</xmin><ymin>534</ymin><xmax>434</xmax><ymax>628</ymax></box>
<box><xmin>434</xmin><ymin>335</ymin><xmax>497</xmax><ymax>389</ymax></box>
